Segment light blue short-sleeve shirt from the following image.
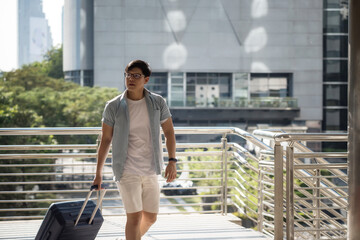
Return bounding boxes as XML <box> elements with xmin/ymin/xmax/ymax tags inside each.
<box><xmin>102</xmin><ymin>89</ymin><xmax>171</xmax><ymax>181</ymax></box>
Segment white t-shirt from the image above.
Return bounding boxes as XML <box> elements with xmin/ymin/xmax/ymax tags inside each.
<box><xmin>123</xmin><ymin>97</ymin><xmax>156</xmax><ymax>176</ymax></box>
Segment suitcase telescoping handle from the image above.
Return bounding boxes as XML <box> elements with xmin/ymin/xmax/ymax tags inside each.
<box><xmin>74</xmin><ymin>184</ymin><xmax>107</xmax><ymax>226</ymax></box>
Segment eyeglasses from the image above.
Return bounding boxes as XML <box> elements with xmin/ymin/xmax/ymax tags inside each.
<box><xmin>124</xmin><ymin>73</ymin><xmax>144</xmax><ymax>79</ymax></box>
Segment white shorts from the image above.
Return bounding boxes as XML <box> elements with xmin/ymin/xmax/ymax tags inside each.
<box><xmin>116</xmin><ymin>173</ymin><xmax>160</xmax><ymax>214</ymax></box>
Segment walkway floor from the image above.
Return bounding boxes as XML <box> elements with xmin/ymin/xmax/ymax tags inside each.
<box><xmin>0</xmin><ymin>214</ymin><xmax>271</xmax><ymax>240</ymax></box>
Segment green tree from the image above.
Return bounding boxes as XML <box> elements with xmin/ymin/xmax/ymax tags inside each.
<box><xmin>43</xmin><ymin>46</ymin><xmax>64</xmax><ymax>79</ymax></box>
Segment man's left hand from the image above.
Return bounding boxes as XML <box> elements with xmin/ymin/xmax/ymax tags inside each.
<box><xmin>165</xmin><ymin>161</ymin><xmax>177</xmax><ymax>182</ymax></box>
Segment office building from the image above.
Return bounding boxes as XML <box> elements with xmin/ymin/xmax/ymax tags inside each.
<box><xmin>63</xmin><ymin>0</ymin><xmax>348</xmax><ymax>133</ymax></box>
<box><xmin>18</xmin><ymin>0</ymin><xmax>53</xmax><ymax>67</ymax></box>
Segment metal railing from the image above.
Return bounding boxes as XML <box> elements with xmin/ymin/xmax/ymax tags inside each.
<box><xmin>254</xmin><ymin>129</ymin><xmax>348</xmax><ymax>240</ymax></box>
<box><xmin>0</xmin><ymin>127</ymin><xmax>348</xmax><ymax>239</ymax></box>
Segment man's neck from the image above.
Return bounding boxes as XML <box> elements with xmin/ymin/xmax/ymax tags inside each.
<box><xmin>127</xmin><ymin>89</ymin><xmax>144</xmax><ymax>100</ymax></box>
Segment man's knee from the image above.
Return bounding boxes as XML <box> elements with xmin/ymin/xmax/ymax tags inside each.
<box><xmin>127</xmin><ymin>212</ymin><xmax>142</xmax><ymax>227</ymax></box>
<box><xmin>143</xmin><ymin>212</ymin><xmax>157</xmax><ymax>224</ymax></box>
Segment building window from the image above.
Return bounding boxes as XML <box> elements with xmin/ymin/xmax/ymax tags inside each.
<box><xmin>170</xmin><ymin>72</ymin><xmax>185</xmax><ymax>107</ymax></box>
<box><xmin>323</xmin><ymin>60</ymin><xmax>348</xmax><ymax>82</ymax></box>
<box><xmin>323</xmin><ymin>108</ymin><xmax>347</xmax><ymax>131</ymax></box>
<box><xmin>64</xmin><ymin>70</ymin><xmax>93</xmax><ymax>87</ymax></box>
<box><xmin>324</xmin><ymin>84</ymin><xmax>347</xmax><ymax>106</ymax></box>
<box><xmin>83</xmin><ymin>70</ymin><xmax>94</xmax><ymax>87</ymax></box>
<box><xmin>249</xmin><ymin>73</ymin><xmax>291</xmax><ymax>98</ymax></box>
<box><xmin>323</xmin><ymin>9</ymin><xmax>348</xmax><ymax>33</ymax></box>
<box><xmin>324</xmin><ymin>0</ymin><xmax>348</xmax><ymax>8</ymax></box>
<box><xmin>186</xmin><ymin>72</ymin><xmax>232</xmax><ymax>107</ymax></box>
<box><xmin>323</xmin><ymin>35</ymin><xmax>348</xmax><ymax>58</ymax></box>
<box><xmin>148</xmin><ymin>72</ymin><xmax>168</xmax><ymax>98</ymax></box>
<box><xmin>233</xmin><ymin>73</ymin><xmax>249</xmax><ymax>100</ymax></box>
<box><xmin>64</xmin><ymin>70</ymin><xmax>80</xmax><ymax>85</ymax></box>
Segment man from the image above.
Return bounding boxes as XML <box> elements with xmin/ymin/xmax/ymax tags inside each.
<box><xmin>93</xmin><ymin>60</ymin><xmax>177</xmax><ymax>240</ymax></box>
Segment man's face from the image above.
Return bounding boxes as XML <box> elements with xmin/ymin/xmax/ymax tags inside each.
<box><xmin>125</xmin><ymin>67</ymin><xmax>149</xmax><ymax>92</ymax></box>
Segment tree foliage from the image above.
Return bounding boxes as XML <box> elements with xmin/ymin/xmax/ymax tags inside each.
<box><xmin>0</xmin><ymin>48</ymin><xmax>120</xmax><ymax>129</ymax></box>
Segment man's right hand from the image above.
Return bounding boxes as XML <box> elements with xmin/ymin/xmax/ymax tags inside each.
<box><xmin>92</xmin><ymin>175</ymin><xmax>103</xmax><ymax>190</ymax></box>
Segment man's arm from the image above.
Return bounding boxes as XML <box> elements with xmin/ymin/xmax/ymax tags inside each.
<box><xmin>92</xmin><ymin>122</ymin><xmax>113</xmax><ymax>189</ymax></box>
<box><xmin>162</xmin><ymin>117</ymin><xmax>177</xmax><ymax>182</ymax></box>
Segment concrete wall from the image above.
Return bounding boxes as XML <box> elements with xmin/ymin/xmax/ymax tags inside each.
<box><xmin>93</xmin><ymin>0</ymin><xmax>323</xmax><ymax>121</ymax></box>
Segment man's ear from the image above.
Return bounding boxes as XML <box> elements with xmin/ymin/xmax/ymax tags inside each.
<box><xmin>144</xmin><ymin>76</ymin><xmax>150</xmax><ymax>84</ymax></box>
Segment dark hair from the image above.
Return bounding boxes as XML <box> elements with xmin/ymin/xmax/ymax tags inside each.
<box><xmin>125</xmin><ymin>60</ymin><xmax>152</xmax><ymax>77</ymax></box>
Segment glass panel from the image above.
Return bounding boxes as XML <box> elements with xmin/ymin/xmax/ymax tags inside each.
<box><xmin>323</xmin><ymin>35</ymin><xmax>348</xmax><ymax>58</ymax></box>
<box><xmin>172</xmin><ymin>78</ymin><xmax>183</xmax><ymax>84</ymax></box>
<box><xmin>251</xmin><ymin>77</ymin><xmax>269</xmax><ymax>97</ymax></box>
<box><xmin>196</xmin><ymin>73</ymin><xmax>207</xmax><ymax>84</ymax></box>
<box><xmin>323</xmin><ymin>60</ymin><xmax>348</xmax><ymax>82</ymax></box>
<box><xmin>324</xmin><ymin>0</ymin><xmax>348</xmax><ymax>9</ymax></box>
<box><xmin>171</xmin><ymin>85</ymin><xmax>183</xmax><ymax>92</ymax></box>
<box><xmin>324</xmin><ymin>109</ymin><xmax>347</xmax><ymax>130</ymax></box>
<box><xmin>208</xmin><ymin>73</ymin><xmax>218</xmax><ymax>84</ymax></box>
<box><xmin>186</xmin><ymin>92</ymin><xmax>195</xmax><ymax>106</ymax></box>
<box><xmin>187</xmin><ymin>85</ymin><xmax>195</xmax><ymax>91</ymax></box>
<box><xmin>234</xmin><ymin>73</ymin><xmax>249</xmax><ymax>98</ymax></box>
<box><xmin>171</xmin><ymin>92</ymin><xmax>184</xmax><ymax>100</ymax></box>
<box><xmin>250</xmin><ymin>73</ymin><xmax>290</xmax><ymax>97</ymax></box>
<box><xmin>171</xmin><ymin>72</ymin><xmax>183</xmax><ymax>77</ymax></box>
<box><xmin>219</xmin><ymin>84</ymin><xmax>230</xmax><ymax>98</ymax></box>
<box><xmin>171</xmin><ymin>100</ymin><xmax>184</xmax><ymax>107</ymax></box>
<box><xmin>324</xmin><ymin>84</ymin><xmax>348</xmax><ymax>106</ymax></box>
<box><xmin>208</xmin><ymin>77</ymin><xmax>219</xmax><ymax>84</ymax></box>
<box><xmin>147</xmin><ymin>72</ymin><xmax>168</xmax><ymax>97</ymax></box>
<box><xmin>324</xmin><ymin>10</ymin><xmax>348</xmax><ymax>33</ymax></box>
<box><xmin>187</xmin><ymin>76</ymin><xmax>196</xmax><ymax>84</ymax></box>
<box><xmin>197</xmin><ymin>77</ymin><xmax>207</xmax><ymax>84</ymax></box>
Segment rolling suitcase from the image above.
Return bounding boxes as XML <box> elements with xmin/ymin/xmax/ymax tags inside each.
<box><xmin>35</xmin><ymin>186</ymin><xmax>106</xmax><ymax>240</ymax></box>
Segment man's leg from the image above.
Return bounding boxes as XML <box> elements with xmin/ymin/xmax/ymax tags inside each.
<box><xmin>125</xmin><ymin>211</ymin><xmax>142</xmax><ymax>240</ymax></box>
<box><xmin>140</xmin><ymin>211</ymin><xmax>157</xmax><ymax>236</ymax></box>
<box><xmin>141</xmin><ymin>175</ymin><xmax>160</xmax><ymax>236</ymax></box>
<box><xmin>116</xmin><ymin>174</ymin><xmax>143</xmax><ymax>240</ymax></box>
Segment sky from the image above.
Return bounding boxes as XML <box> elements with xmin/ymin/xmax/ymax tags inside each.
<box><xmin>0</xmin><ymin>0</ymin><xmax>63</xmax><ymax>72</ymax></box>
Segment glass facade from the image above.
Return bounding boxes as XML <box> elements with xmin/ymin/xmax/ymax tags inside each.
<box><xmin>323</xmin><ymin>0</ymin><xmax>348</xmax><ymax>132</ymax></box>
<box><xmin>147</xmin><ymin>72</ymin><xmax>293</xmax><ymax>108</ymax></box>
<box><xmin>186</xmin><ymin>72</ymin><xmax>232</xmax><ymax>107</ymax></box>
<box><xmin>250</xmin><ymin>73</ymin><xmax>290</xmax><ymax>98</ymax></box>
<box><xmin>64</xmin><ymin>70</ymin><xmax>94</xmax><ymax>87</ymax></box>
<box><xmin>147</xmin><ymin>72</ymin><xmax>168</xmax><ymax>98</ymax></box>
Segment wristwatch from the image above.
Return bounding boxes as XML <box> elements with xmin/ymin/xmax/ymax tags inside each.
<box><xmin>168</xmin><ymin>158</ymin><xmax>178</xmax><ymax>162</ymax></box>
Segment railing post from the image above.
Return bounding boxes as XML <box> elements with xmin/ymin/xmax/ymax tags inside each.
<box><xmin>95</xmin><ymin>134</ymin><xmax>103</xmax><ymax>211</ymax></box>
<box><xmin>286</xmin><ymin>144</ymin><xmax>294</xmax><ymax>240</ymax></box>
<box><xmin>220</xmin><ymin>137</ymin><xmax>225</xmax><ymax>215</ymax></box>
<box><xmin>258</xmin><ymin>155</ymin><xmax>264</xmax><ymax>232</ymax></box>
<box><xmin>314</xmin><ymin>167</ymin><xmax>321</xmax><ymax>239</ymax></box>
<box><xmin>274</xmin><ymin>142</ymin><xmax>284</xmax><ymax>239</ymax></box>
<box><xmin>221</xmin><ymin>136</ymin><xmax>228</xmax><ymax>215</ymax></box>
